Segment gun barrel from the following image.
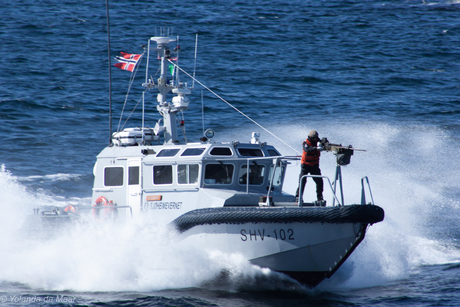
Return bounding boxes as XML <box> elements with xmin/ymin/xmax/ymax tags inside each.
<box><xmin>329</xmin><ymin>145</ymin><xmax>366</xmax><ymax>152</ymax></box>
<box><xmin>320</xmin><ymin>138</ymin><xmax>366</xmax><ymax>152</ymax></box>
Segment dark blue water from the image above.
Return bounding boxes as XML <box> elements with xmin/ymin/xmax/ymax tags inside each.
<box><xmin>1</xmin><ymin>0</ymin><xmax>460</xmax><ymax>306</ymax></box>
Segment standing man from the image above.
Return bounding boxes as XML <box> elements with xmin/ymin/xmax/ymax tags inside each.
<box><xmin>296</xmin><ymin>130</ymin><xmax>324</xmax><ymax>202</ymax></box>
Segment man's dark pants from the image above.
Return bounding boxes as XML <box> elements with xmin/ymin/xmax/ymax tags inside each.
<box><xmin>295</xmin><ymin>164</ymin><xmax>323</xmax><ymax>200</ymax></box>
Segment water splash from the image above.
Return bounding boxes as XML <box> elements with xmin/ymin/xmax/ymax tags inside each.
<box><xmin>1</xmin><ymin>121</ymin><xmax>459</xmax><ymax>292</ymax></box>
<box><xmin>0</xmin><ymin>167</ymin><xmax>287</xmax><ymax>291</ymax></box>
<box><xmin>267</xmin><ymin>121</ymin><xmax>460</xmax><ymax>289</ymax></box>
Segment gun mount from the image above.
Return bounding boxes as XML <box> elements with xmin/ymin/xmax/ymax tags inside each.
<box><xmin>318</xmin><ymin>137</ymin><xmax>367</xmax><ymax>206</ymax></box>
<box><xmin>320</xmin><ymin>137</ymin><xmax>361</xmax><ymax>166</ymax></box>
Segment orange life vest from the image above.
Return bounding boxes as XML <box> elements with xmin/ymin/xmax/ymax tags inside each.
<box><xmin>301</xmin><ymin>138</ymin><xmax>320</xmax><ymax>166</ymax></box>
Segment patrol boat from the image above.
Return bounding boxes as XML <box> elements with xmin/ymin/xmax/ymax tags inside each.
<box><xmin>37</xmin><ymin>31</ymin><xmax>384</xmax><ymax>287</ymax></box>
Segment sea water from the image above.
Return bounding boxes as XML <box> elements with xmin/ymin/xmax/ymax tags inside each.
<box><xmin>1</xmin><ymin>0</ymin><xmax>460</xmax><ymax>306</ymax></box>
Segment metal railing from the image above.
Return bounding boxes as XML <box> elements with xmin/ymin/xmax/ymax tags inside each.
<box><xmin>360</xmin><ymin>176</ymin><xmax>375</xmax><ymax>205</ymax></box>
<box><xmin>298</xmin><ymin>174</ymin><xmax>342</xmax><ymax>207</ymax></box>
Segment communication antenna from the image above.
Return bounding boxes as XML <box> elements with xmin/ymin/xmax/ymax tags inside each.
<box><xmin>192</xmin><ymin>33</ymin><xmax>198</xmax><ymax>88</ymax></box>
<box><xmin>105</xmin><ymin>0</ymin><xmax>113</xmax><ymax>146</ymax></box>
<box><xmin>175</xmin><ymin>35</ymin><xmax>180</xmax><ymax>84</ymax></box>
<box><xmin>201</xmin><ymin>90</ymin><xmax>204</xmax><ymax>134</ymax></box>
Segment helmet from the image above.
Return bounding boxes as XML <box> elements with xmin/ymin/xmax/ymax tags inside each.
<box><xmin>308</xmin><ymin>130</ymin><xmax>319</xmax><ymax>138</ymax></box>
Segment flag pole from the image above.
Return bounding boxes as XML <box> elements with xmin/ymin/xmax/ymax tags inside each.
<box><xmin>106</xmin><ymin>0</ymin><xmax>113</xmax><ymax>146</ymax></box>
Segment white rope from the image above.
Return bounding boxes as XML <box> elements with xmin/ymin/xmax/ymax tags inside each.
<box><xmin>169</xmin><ymin>60</ymin><xmax>299</xmax><ymax>154</ymax></box>
<box><xmin>120</xmin><ymin>93</ymin><xmax>144</xmax><ymax>130</ymax></box>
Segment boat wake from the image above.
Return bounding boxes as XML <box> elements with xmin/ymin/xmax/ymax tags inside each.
<box><xmin>0</xmin><ymin>170</ymin><xmax>298</xmax><ymax>291</ymax></box>
<box><xmin>0</xmin><ymin>121</ymin><xmax>459</xmax><ymax>292</ymax></box>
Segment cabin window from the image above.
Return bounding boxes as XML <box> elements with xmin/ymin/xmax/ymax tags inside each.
<box><xmin>238</xmin><ymin>164</ymin><xmax>265</xmax><ymax>185</ymax></box>
<box><xmin>178</xmin><ymin>164</ymin><xmax>199</xmax><ymax>184</ymax></box>
<box><xmin>181</xmin><ymin>148</ymin><xmax>205</xmax><ymax>156</ymax></box>
<box><xmin>157</xmin><ymin>149</ymin><xmax>180</xmax><ymax>157</ymax></box>
<box><xmin>153</xmin><ymin>165</ymin><xmax>173</xmax><ymax>184</ymax></box>
<box><xmin>204</xmin><ymin>163</ymin><xmax>234</xmax><ymax>184</ymax></box>
<box><xmin>268</xmin><ymin>164</ymin><xmax>285</xmax><ymax>187</ymax></box>
<box><xmin>238</xmin><ymin>148</ymin><xmax>263</xmax><ymax>157</ymax></box>
<box><xmin>104</xmin><ymin>167</ymin><xmax>123</xmax><ymax>187</ymax></box>
<box><xmin>209</xmin><ymin>147</ymin><xmax>232</xmax><ymax>156</ymax></box>
<box><xmin>267</xmin><ymin>149</ymin><xmax>281</xmax><ymax>156</ymax></box>
<box><xmin>128</xmin><ymin>166</ymin><xmax>139</xmax><ymax>185</ymax></box>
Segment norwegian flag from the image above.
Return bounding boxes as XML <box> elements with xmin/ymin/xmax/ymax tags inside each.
<box><xmin>114</xmin><ymin>52</ymin><xmax>142</xmax><ymax>72</ymax></box>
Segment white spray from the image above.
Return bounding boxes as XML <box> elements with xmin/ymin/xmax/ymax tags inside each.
<box><xmin>0</xmin><ymin>121</ymin><xmax>459</xmax><ymax>292</ymax></box>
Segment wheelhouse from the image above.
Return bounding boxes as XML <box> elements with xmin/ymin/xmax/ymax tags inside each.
<box><xmin>94</xmin><ymin>142</ymin><xmax>286</xmax><ymax>192</ymax></box>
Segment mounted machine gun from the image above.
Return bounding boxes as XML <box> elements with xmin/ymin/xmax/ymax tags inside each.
<box><xmin>320</xmin><ymin>137</ymin><xmax>366</xmax><ymax>166</ymax></box>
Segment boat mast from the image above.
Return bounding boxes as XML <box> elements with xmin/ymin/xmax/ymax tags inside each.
<box><xmin>149</xmin><ymin>28</ymin><xmax>190</xmax><ymax>145</ymax></box>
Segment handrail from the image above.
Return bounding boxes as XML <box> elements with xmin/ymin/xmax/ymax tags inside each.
<box><xmin>360</xmin><ymin>176</ymin><xmax>375</xmax><ymax>205</ymax></box>
<box><xmin>143</xmin><ymin>188</ymin><xmax>199</xmax><ymax>192</ymax></box>
<box><xmin>264</xmin><ymin>157</ymin><xmax>279</xmax><ymax>204</ymax></box>
<box><xmin>236</xmin><ymin>156</ymin><xmax>283</xmax><ymax>195</ymax></box>
<box><xmin>239</xmin><ymin>155</ymin><xmax>295</xmax><ymax>205</ymax></box>
<box><xmin>245</xmin><ymin>158</ymin><xmax>250</xmax><ymax>194</ymax></box>
<box><xmin>92</xmin><ymin>188</ymin><xmax>113</xmax><ymax>192</ymax></box>
<box><xmin>222</xmin><ymin>155</ymin><xmax>287</xmax><ymax>205</ymax></box>
<box><xmin>77</xmin><ymin>205</ymin><xmax>133</xmax><ymax>216</ymax></box>
<box><xmin>298</xmin><ymin>174</ymin><xmax>342</xmax><ymax>207</ymax></box>
<box><xmin>39</xmin><ymin>205</ymin><xmax>134</xmax><ymax>218</ymax></box>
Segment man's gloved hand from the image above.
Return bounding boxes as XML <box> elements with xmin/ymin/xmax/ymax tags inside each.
<box><xmin>317</xmin><ymin>145</ymin><xmax>323</xmax><ymax>151</ymax></box>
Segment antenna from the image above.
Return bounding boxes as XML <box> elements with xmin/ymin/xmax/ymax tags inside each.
<box><xmin>193</xmin><ymin>33</ymin><xmax>198</xmax><ymax>88</ymax></box>
<box><xmin>201</xmin><ymin>90</ymin><xmax>204</xmax><ymax>134</ymax></box>
<box><xmin>105</xmin><ymin>0</ymin><xmax>113</xmax><ymax>146</ymax></box>
<box><xmin>176</xmin><ymin>35</ymin><xmax>180</xmax><ymax>84</ymax></box>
